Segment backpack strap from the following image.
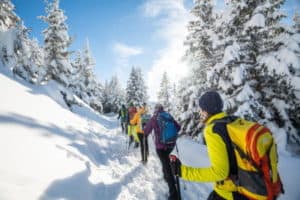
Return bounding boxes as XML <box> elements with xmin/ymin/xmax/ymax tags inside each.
<box><xmin>211</xmin><ymin>116</ymin><xmax>238</xmax><ymax>177</ymax></box>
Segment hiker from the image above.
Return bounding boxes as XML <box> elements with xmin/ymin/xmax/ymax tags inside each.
<box><xmin>169</xmin><ymin>91</ymin><xmax>283</xmax><ymax>200</ymax></box>
<box><xmin>117</xmin><ymin>104</ymin><xmax>128</xmax><ymax>134</ymax></box>
<box><xmin>143</xmin><ymin>103</ymin><xmax>181</xmax><ymax>200</ymax></box>
<box><xmin>130</xmin><ymin>105</ymin><xmax>149</xmax><ymax>163</ymax></box>
<box><xmin>140</xmin><ymin>103</ymin><xmax>151</xmax><ymax>162</ymax></box>
<box><xmin>127</xmin><ymin>102</ymin><xmax>139</xmax><ymax>148</ymax></box>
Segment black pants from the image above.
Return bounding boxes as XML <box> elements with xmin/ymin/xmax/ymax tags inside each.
<box><xmin>121</xmin><ymin>121</ymin><xmax>127</xmax><ymax>134</ymax></box>
<box><xmin>137</xmin><ymin>133</ymin><xmax>149</xmax><ymax>162</ymax></box>
<box><xmin>156</xmin><ymin>148</ymin><xmax>178</xmax><ymax>200</ymax></box>
<box><xmin>207</xmin><ymin>190</ymin><xmax>250</xmax><ymax>200</ymax></box>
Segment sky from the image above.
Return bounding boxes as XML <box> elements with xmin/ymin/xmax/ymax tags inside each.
<box><xmin>12</xmin><ymin>0</ymin><xmax>300</xmax><ymax>101</ymax></box>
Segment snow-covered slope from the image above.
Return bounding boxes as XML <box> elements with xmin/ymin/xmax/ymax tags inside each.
<box><xmin>0</xmin><ymin>70</ymin><xmax>167</xmax><ymax>200</ymax></box>
<box><xmin>0</xmin><ymin>69</ymin><xmax>300</xmax><ymax>200</ymax></box>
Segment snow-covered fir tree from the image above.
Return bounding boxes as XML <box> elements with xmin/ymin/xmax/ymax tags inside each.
<box><xmin>0</xmin><ymin>0</ymin><xmax>45</xmax><ymax>83</ymax></box>
<box><xmin>40</xmin><ymin>0</ymin><xmax>72</xmax><ymax>86</ymax></box>
<box><xmin>135</xmin><ymin>67</ymin><xmax>148</xmax><ymax>105</ymax></box>
<box><xmin>102</xmin><ymin>75</ymin><xmax>125</xmax><ymax>113</ymax></box>
<box><xmin>177</xmin><ymin>0</ymin><xmax>216</xmax><ymax>137</ymax></box>
<box><xmin>81</xmin><ymin>40</ymin><xmax>103</xmax><ymax>113</ymax></box>
<box><xmin>184</xmin><ymin>0</ymin><xmax>216</xmax><ymax>88</ymax></box>
<box><xmin>204</xmin><ymin>0</ymin><xmax>277</xmax><ymax>120</ymax></box>
<box><xmin>199</xmin><ymin>0</ymin><xmax>300</xmax><ymax>146</ymax></box>
<box><xmin>13</xmin><ymin>23</ymin><xmax>46</xmax><ymax>83</ymax></box>
<box><xmin>254</xmin><ymin>0</ymin><xmax>300</xmax><ymax>144</ymax></box>
<box><xmin>157</xmin><ymin>71</ymin><xmax>172</xmax><ymax>112</ymax></box>
<box><xmin>126</xmin><ymin>66</ymin><xmax>147</xmax><ymax>106</ymax></box>
<box><xmin>0</xmin><ymin>0</ymin><xmax>19</xmax><ymax>31</ymax></box>
<box><xmin>292</xmin><ymin>11</ymin><xmax>300</xmax><ymax>77</ymax></box>
<box><xmin>293</xmin><ymin>11</ymin><xmax>300</xmax><ymax>33</ymax></box>
<box><xmin>170</xmin><ymin>83</ymin><xmax>179</xmax><ymax>115</ymax></box>
<box><xmin>175</xmin><ymin>77</ymin><xmax>202</xmax><ymax>136</ymax></box>
<box><xmin>211</xmin><ymin>0</ymin><xmax>270</xmax><ymax>120</ymax></box>
<box><xmin>69</xmin><ymin>50</ymin><xmax>83</xmax><ymax>95</ymax></box>
<box><xmin>69</xmin><ymin>40</ymin><xmax>103</xmax><ymax>113</ymax></box>
<box><xmin>177</xmin><ymin>0</ymin><xmax>300</xmax><ymax>145</ymax></box>
<box><xmin>0</xmin><ymin>0</ymin><xmax>20</xmax><ymax>69</ymax></box>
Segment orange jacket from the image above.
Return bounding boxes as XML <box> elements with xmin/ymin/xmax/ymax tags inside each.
<box><xmin>130</xmin><ymin>107</ymin><xmax>146</xmax><ymax>134</ymax></box>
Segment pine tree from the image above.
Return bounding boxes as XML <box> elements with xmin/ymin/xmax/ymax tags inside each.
<box><xmin>0</xmin><ymin>0</ymin><xmax>19</xmax><ymax>31</ymax></box>
<box><xmin>69</xmin><ymin>41</ymin><xmax>103</xmax><ymax>113</ymax></box>
<box><xmin>13</xmin><ymin>23</ymin><xmax>46</xmax><ymax>83</ymax></box>
<box><xmin>0</xmin><ymin>0</ymin><xmax>20</xmax><ymax>69</ymax></box>
<box><xmin>184</xmin><ymin>0</ymin><xmax>216</xmax><ymax>89</ymax></box>
<box><xmin>126</xmin><ymin>66</ymin><xmax>147</xmax><ymax>106</ymax></box>
<box><xmin>0</xmin><ymin>1</ymin><xmax>45</xmax><ymax>83</ymax></box>
<box><xmin>158</xmin><ymin>72</ymin><xmax>172</xmax><ymax>112</ymax></box>
<box><xmin>102</xmin><ymin>75</ymin><xmax>125</xmax><ymax>113</ymax></box>
<box><xmin>175</xmin><ymin>77</ymin><xmax>201</xmax><ymax>136</ymax></box>
<box><xmin>208</xmin><ymin>0</ymin><xmax>300</xmax><ymax>144</ymax></box>
<box><xmin>81</xmin><ymin>39</ymin><xmax>96</xmax><ymax>93</ymax></box>
<box><xmin>170</xmin><ymin>83</ymin><xmax>178</xmax><ymax>115</ymax></box>
<box><xmin>253</xmin><ymin>0</ymin><xmax>300</xmax><ymax>144</ymax></box>
<box><xmin>135</xmin><ymin>67</ymin><xmax>148</xmax><ymax>105</ymax></box>
<box><xmin>177</xmin><ymin>0</ymin><xmax>216</xmax><ymax>137</ymax></box>
<box><xmin>40</xmin><ymin>0</ymin><xmax>72</xmax><ymax>86</ymax></box>
<box><xmin>201</xmin><ymin>0</ymin><xmax>279</xmax><ymax>122</ymax></box>
<box><xmin>293</xmin><ymin>11</ymin><xmax>300</xmax><ymax>33</ymax></box>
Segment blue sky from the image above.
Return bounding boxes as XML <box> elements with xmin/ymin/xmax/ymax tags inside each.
<box><xmin>13</xmin><ymin>0</ymin><xmax>161</xmax><ymax>81</ymax></box>
<box><xmin>12</xmin><ymin>0</ymin><xmax>300</xmax><ymax>100</ymax></box>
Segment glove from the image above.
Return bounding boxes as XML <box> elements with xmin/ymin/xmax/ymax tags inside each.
<box><xmin>169</xmin><ymin>154</ymin><xmax>182</xmax><ymax>177</ymax></box>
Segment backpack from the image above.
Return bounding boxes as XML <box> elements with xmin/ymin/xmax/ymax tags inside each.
<box><xmin>120</xmin><ymin>108</ymin><xmax>127</xmax><ymax>120</ymax></box>
<box><xmin>157</xmin><ymin>111</ymin><xmax>179</xmax><ymax>144</ymax></box>
<box><xmin>214</xmin><ymin>117</ymin><xmax>284</xmax><ymax>200</ymax></box>
<box><xmin>141</xmin><ymin>114</ymin><xmax>151</xmax><ymax>128</ymax></box>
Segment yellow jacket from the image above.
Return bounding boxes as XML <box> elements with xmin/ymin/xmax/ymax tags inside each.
<box><xmin>180</xmin><ymin>112</ymin><xmax>237</xmax><ymax>200</ymax></box>
<box><xmin>130</xmin><ymin>107</ymin><xmax>146</xmax><ymax>134</ymax></box>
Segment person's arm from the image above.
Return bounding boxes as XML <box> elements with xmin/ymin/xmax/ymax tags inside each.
<box><xmin>143</xmin><ymin>117</ymin><xmax>155</xmax><ymax>136</ymax></box>
<box><xmin>180</xmin><ymin>126</ymin><xmax>230</xmax><ymax>182</ymax></box>
<box><xmin>130</xmin><ymin>113</ymin><xmax>139</xmax><ymax>126</ymax></box>
<box><xmin>174</xmin><ymin>119</ymin><xmax>181</xmax><ymax>132</ymax></box>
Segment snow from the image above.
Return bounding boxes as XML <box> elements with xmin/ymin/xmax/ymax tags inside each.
<box><xmin>1</xmin><ymin>69</ymin><xmax>300</xmax><ymax>200</ymax></box>
<box><xmin>222</xmin><ymin>41</ymin><xmax>240</xmax><ymax>65</ymax></box>
<box><xmin>245</xmin><ymin>13</ymin><xmax>265</xmax><ymax>28</ymax></box>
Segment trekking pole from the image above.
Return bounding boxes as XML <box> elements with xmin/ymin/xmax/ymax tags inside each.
<box><xmin>174</xmin><ymin>143</ymin><xmax>182</xmax><ymax>200</ymax></box>
<box><xmin>143</xmin><ymin>134</ymin><xmax>146</xmax><ymax>162</ymax></box>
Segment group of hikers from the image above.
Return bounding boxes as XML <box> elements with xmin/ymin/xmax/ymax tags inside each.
<box><xmin>117</xmin><ymin>91</ymin><xmax>284</xmax><ymax>200</ymax></box>
<box><xmin>118</xmin><ymin>102</ymin><xmax>151</xmax><ymax>163</ymax></box>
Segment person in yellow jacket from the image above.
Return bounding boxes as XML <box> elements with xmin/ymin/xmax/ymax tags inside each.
<box><xmin>130</xmin><ymin>105</ymin><xmax>149</xmax><ymax>163</ymax></box>
<box><xmin>170</xmin><ymin>91</ymin><xmax>249</xmax><ymax>200</ymax></box>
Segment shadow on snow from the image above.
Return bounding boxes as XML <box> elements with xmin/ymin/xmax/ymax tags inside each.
<box><xmin>0</xmin><ymin>112</ymin><xmax>124</xmax><ymax>166</ymax></box>
<box><xmin>39</xmin><ymin>162</ymin><xmax>143</xmax><ymax>200</ymax></box>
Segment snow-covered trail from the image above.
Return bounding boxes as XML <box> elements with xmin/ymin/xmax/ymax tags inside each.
<box><xmin>39</xmin><ymin>120</ymin><xmax>169</xmax><ymax>200</ymax></box>
<box><xmin>0</xmin><ymin>71</ymin><xmax>171</xmax><ymax>200</ymax></box>
<box><xmin>2</xmin><ymin>70</ymin><xmax>299</xmax><ymax>200</ymax></box>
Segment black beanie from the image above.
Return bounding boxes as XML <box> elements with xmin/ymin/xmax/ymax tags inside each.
<box><xmin>198</xmin><ymin>91</ymin><xmax>223</xmax><ymax>114</ymax></box>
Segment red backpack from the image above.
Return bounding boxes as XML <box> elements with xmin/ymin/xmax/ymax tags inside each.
<box><xmin>128</xmin><ymin>106</ymin><xmax>137</xmax><ymax>121</ymax></box>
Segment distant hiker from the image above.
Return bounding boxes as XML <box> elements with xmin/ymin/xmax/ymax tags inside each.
<box><xmin>139</xmin><ymin>103</ymin><xmax>151</xmax><ymax>163</ymax></box>
<box><xmin>143</xmin><ymin>103</ymin><xmax>181</xmax><ymax>200</ymax></box>
<box><xmin>118</xmin><ymin>104</ymin><xmax>128</xmax><ymax>134</ymax></box>
<box><xmin>169</xmin><ymin>91</ymin><xmax>284</xmax><ymax>200</ymax></box>
<box><xmin>127</xmin><ymin>102</ymin><xmax>139</xmax><ymax>148</ymax></box>
<box><xmin>130</xmin><ymin>105</ymin><xmax>150</xmax><ymax>163</ymax></box>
